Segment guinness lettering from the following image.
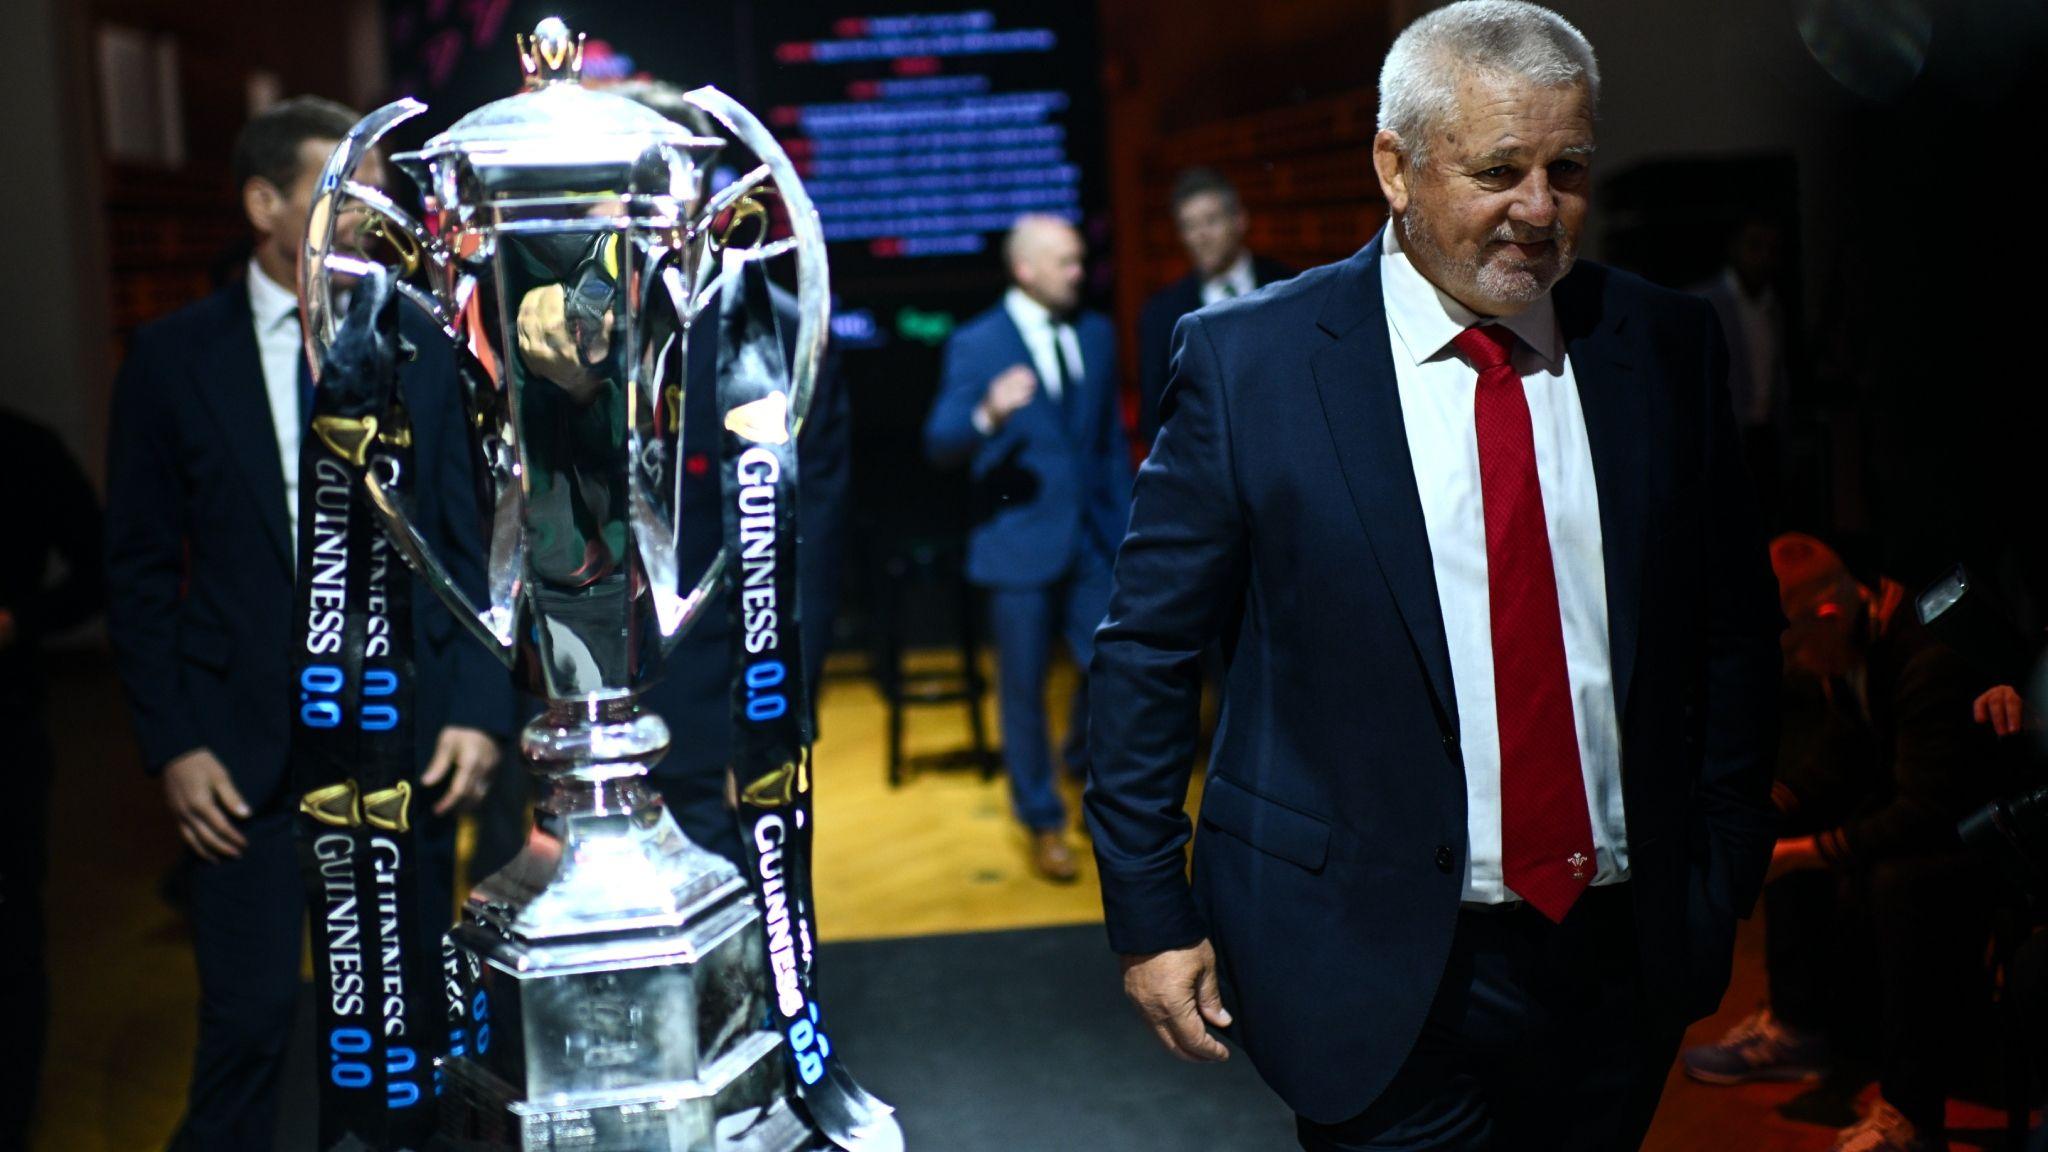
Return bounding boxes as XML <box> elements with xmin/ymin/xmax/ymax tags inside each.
<box><xmin>372</xmin><ymin>838</ymin><xmax>409</xmax><ymax>1039</ymax></box>
<box><xmin>316</xmin><ymin>834</ymin><xmax>367</xmax><ymax>1016</ymax></box>
<box><xmin>737</xmin><ymin>446</ymin><xmax>781</xmax><ymax>654</ymax></box>
<box><xmin>305</xmin><ymin>458</ymin><xmax>353</xmax><ymax>657</ymax></box>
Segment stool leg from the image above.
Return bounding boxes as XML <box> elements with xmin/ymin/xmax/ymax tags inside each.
<box><xmin>959</xmin><ymin>579</ymin><xmax>995</xmax><ymax>780</ymax></box>
<box><xmin>881</xmin><ymin>558</ymin><xmax>906</xmax><ymax>788</ymax></box>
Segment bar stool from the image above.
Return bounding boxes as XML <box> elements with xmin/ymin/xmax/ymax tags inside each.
<box><xmin>870</xmin><ymin>532</ymin><xmax>999</xmax><ymax>787</ymax></box>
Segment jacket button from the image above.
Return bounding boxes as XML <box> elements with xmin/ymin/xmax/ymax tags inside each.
<box><xmin>1435</xmin><ymin>846</ymin><xmax>1454</xmax><ymax>873</ymax></box>
<box><xmin>1441</xmin><ymin>733</ymin><xmax>1458</xmax><ymax>751</ymax></box>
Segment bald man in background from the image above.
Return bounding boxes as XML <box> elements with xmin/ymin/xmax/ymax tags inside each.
<box><xmin>925</xmin><ymin>215</ymin><xmax>1133</xmax><ymax>882</ymax></box>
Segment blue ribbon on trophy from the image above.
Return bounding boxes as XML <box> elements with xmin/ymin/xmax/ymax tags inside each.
<box><xmin>717</xmin><ymin>256</ymin><xmax>899</xmax><ymax>1148</ymax></box>
<box><xmin>290</xmin><ymin>266</ymin><xmax>438</xmax><ymax>1151</ymax></box>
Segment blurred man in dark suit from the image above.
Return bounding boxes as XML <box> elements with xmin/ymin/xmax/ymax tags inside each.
<box><xmin>1690</xmin><ymin>213</ymin><xmax>1790</xmax><ymax>527</ymax></box>
<box><xmin>1087</xmin><ymin>3</ymin><xmax>1781</xmax><ymax>1148</ymax></box>
<box><xmin>926</xmin><ymin>215</ymin><xmax>1132</xmax><ymax>883</ymax></box>
<box><xmin>1135</xmin><ymin>169</ymin><xmax>1294</xmax><ymax>452</ymax></box>
<box><xmin>104</xmin><ymin>96</ymin><xmax>513</xmax><ymax>1151</ymax></box>
<box><xmin>0</xmin><ymin>408</ymin><xmax>104</xmax><ymax>1150</ymax></box>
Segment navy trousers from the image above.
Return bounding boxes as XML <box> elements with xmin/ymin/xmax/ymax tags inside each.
<box><xmin>0</xmin><ymin>704</ymin><xmax>51</xmax><ymax>1150</ymax></box>
<box><xmin>985</xmin><ymin>549</ymin><xmax>1113</xmax><ymax>832</ymax></box>
<box><xmin>1297</xmin><ymin>885</ymin><xmax>1683</xmax><ymax>1152</ymax></box>
<box><xmin>169</xmin><ymin>810</ymin><xmax>455</xmax><ymax>1151</ymax></box>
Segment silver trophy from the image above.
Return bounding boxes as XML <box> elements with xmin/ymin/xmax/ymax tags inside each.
<box><xmin>298</xmin><ymin>18</ymin><xmax>864</xmax><ymax>1151</ymax></box>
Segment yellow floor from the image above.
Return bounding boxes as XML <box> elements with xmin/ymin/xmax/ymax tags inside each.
<box><xmin>32</xmin><ymin>649</ymin><xmax>1173</xmax><ymax>1151</ymax></box>
<box><xmin>811</xmin><ymin>651</ymin><xmax>1119</xmax><ymax>942</ymax></box>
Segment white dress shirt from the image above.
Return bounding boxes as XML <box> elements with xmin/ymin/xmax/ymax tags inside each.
<box><xmin>1199</xmin><ymin>252</ymin><xmax>1258</xmax><ymax>307</ymax></box>
<box><xmin>1002</xmin><ymin>287</ymin><xmax>1083</xmax><ymax>405</ymax></box>
<box><xmin>1722</xmin><ymin>268</ymin><xmax>1778</xmax><ymax>427</ymax></box>
<box><xmin>1379</xmin><ymin>223</ymin><xmax>1629</xmax><ymax>904</ymax></box>
<box><xmin>247</xmin><ymin>260</ymin><xmax>306</xmax><ymax>547</ymax></box>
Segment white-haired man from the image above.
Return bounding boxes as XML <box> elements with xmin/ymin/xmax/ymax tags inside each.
<box><xmin>926</xmin><ymin>215</ymin><xmax>1133</xmax><ymax>882</ymax></box>
<box><xmin>1086</xmin><ymin>3</ymin><xmax>1781</xmax><ymax>1148</ymax></box>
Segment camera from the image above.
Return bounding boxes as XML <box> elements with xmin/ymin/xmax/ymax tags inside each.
<box><xmin>1959</xmin><ymin>784</ymin><xmax>2048</xmax><ymax>913</ymax></box>
<box><xmin>1919</xmin><ymin>565</ymin><xmax>2048</xmax><ymax>912</ymax></box>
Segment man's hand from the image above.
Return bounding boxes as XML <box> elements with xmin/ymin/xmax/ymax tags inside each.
<box><xmin>421</xmin><ymin>726</ymin><xmax>503</xmax><ymax>816</ymax></box>
<box><xmin>1120</xmin><ymin>940</ymin><xmax>1233</xmax><ymax>1063</ymax></box>
<box><xmin>1766</xmin><ymin>835</ymin><xmax>1824</xmax><ymax>883</ymax></box>
<box><xmin>516</xmin><ymin>283</ymin><xmax>613</xmax><ymax>404</ymax></box>
<box><xmin>975</xmin><ymin>364</ymin><xmax>1038</xmax><ymax>433</ymax></box>
<box><xmin>164</xmin><ymin>748</ymin><xmax>250</xmax><ymax>862</ymax></box>
<box><xmin>1972</xmin><ymin>684</ymin><xmax>2028</xmax><ymax>738</ymax></box>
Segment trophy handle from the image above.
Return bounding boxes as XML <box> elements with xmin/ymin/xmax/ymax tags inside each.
<box><xmin>364</xmin><ymin>470</ymin><xmax>519</xmax><ymax>665</ymax></box>
<box><xmin>630</xmin><ymin>87</ymin><xmax>829</xmax><ymax>654</ymax></box>
<box><xmin>631</xmin><ymin>480</ymin><xmax>727</xmax><ymax>642</ymax></box>
<box><xmin>682</xmin><ymin>87</ymin><xmax>830</xmax><ymax>437</ymax></box>
<box><xmin>301</xmin><ymin>99</ymin><xmax>453</xmax><ymax>357</ymax></box>
<box><xmin>626</xmin><ymin>257</ymin><xmax>725</xmax><ymax>648</ymax></box>
<box><xmin>302</xmin><ymin>99</ymin><xmax>520</xmax><ymax>667</ymax></box>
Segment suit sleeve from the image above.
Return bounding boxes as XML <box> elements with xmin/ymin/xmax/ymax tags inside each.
<box><xmin>924</xmin><ymin>329</ymin><xmax>1013</xmax><ymax>470</ymax></box>
<box><xmin>104</xmin><ymin>329</ymin><xmax>203</xmax><ymax>771</ymax></box>
<box><xmin>1086</xmin><ymin>314</ymin><xmax>1248</xmax><ymax>955</ymax></box>
<box><xmin>1693</xmin><ymin>297</ymin><xmax>1784</xmax><ymax>919</ymax></box>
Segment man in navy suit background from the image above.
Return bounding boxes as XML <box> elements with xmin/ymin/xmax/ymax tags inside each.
<box><xmin>104</xmin><ymin>97</ymin><xmax>513</xmax><ymax>1150</ymax></box>
<box><xmin>1135</xmin><ymin>168</ymin><xmax>1295</xmax><ymax>453</ymax></box>
<box><xmin>926</xmin><ymin>215</ymin><xmax>1132</xmax><ymax>883</ymax></box>
<box><xmin>1087</xmin><ymin>4</ymin><xmax>1781</xmax><ymax>1149</ymax></box>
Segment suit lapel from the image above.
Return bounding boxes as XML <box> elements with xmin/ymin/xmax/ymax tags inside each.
<box><xmin>1309</xmin><ymin>240</ymin><xmax>1459</xmax><ymax>732</ymax></box>
<box><xmin>1556</xmin><ymin>266</ymin><xmax>1647</xmax><ymax>723</ymax></box>
<box><xmin>194</xmin><ymin>282</ymin><xmax>293</xmax><ymax>571</ymax></box>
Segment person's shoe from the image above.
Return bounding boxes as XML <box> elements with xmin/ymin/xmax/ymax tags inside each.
<box><xmin>1030</xmin><ymin>830</ymin><xmax>1079</xmax><ymax>883</ymax></box>
<box><xmin>1827</xmin><ymin>1098</ymin><xmax>1935</xmax><ymax>1152</ymax></box>
<box><xmin>1681</xmin><ymin>1008</ymin><xmax>1831</xmax><ymax>1084</ymax></box>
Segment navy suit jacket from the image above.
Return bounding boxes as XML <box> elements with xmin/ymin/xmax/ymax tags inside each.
<box><xmin>924</xmin><ymin>304</ymin><xmax>1132</xmax><ymax>588</ymax></box>
<box><xmin>1086</xmin><ymin>236</ymin><xmax>1782</xmax><ymax>1124</ymax></box>
<box><xmin>106</xmin><ymin>279</ymin><xmax>515</xmax><ymax>810</ymax></box>
<box><xmin>1136</xmin><ymin>255</ymin><xmax>1296</xmax><ymax>451</ymax></box>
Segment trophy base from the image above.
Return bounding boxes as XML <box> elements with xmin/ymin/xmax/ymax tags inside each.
<box><xmin>435</xmin><ymin>760</ymin><xmax>820</xmax><ymax>1152</ymax></box>
<box><xmin>437</xmin><ymin>1032</ymin><xmax>812</xmax><ymax>1152</ymax></box>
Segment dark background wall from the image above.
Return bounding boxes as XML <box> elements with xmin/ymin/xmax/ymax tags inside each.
<box><xmin>11</xmin><ymin>0</ymin><xmax>2047</xmax><ymax>622</ymax></box>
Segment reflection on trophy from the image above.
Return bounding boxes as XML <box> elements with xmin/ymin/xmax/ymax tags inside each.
<box><xmin>298</xmin><ymin>17</ymin><xmax>896</xmax><ymax>1151</ymax></box>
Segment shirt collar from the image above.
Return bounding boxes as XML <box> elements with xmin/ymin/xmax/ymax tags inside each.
<box><xmin>1722</xmin><ymin>265</ymin><xmax>1775</xmax><ymax>310</ymax></box>
<box><xmin>246</xmin><ymin>258</ymin><xmax>300</xmax><ymax>333</ymax></box>
<box><xmin>1204</xmin><ymin>251</ymin><xmax>1255</xmax><ymax>295</ymax></box>
<box><xmin>999</xmin><ymin>286</ymin><xmax>1064</xmax><ymax>336</ymax></box>
<box><xmin>1379</xmin><ymin>222</ymin><xmax>1562</xmax><ymax>369</ymax></box>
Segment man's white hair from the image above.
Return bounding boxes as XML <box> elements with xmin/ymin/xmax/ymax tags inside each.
<box><xmin>1378</xmin><ymin>1</ymin><xmax>1600</xmax><ymax>165</ymax></box>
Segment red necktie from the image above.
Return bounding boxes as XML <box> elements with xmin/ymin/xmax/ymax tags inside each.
<box><xmin>1454</xmin><ymin>323</ymin><xmax>1594</xmax><ymax>924</ymax></box>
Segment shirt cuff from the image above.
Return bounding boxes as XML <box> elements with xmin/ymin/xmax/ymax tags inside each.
<box><xmin>970</xmin><ymin>405</ymin><xmax>994</xmax><ymax>437</ymax></box>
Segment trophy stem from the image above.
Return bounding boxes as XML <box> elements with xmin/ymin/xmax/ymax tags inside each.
<box><xmin>522</xmin><ymin>693</ymin><xmax>671</xmax><ymax>783</ymax></box>
<box><xmin>441</xmin><ymin>692</ymin><xmax>806</xmax><ymax>1150</ymax></box>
